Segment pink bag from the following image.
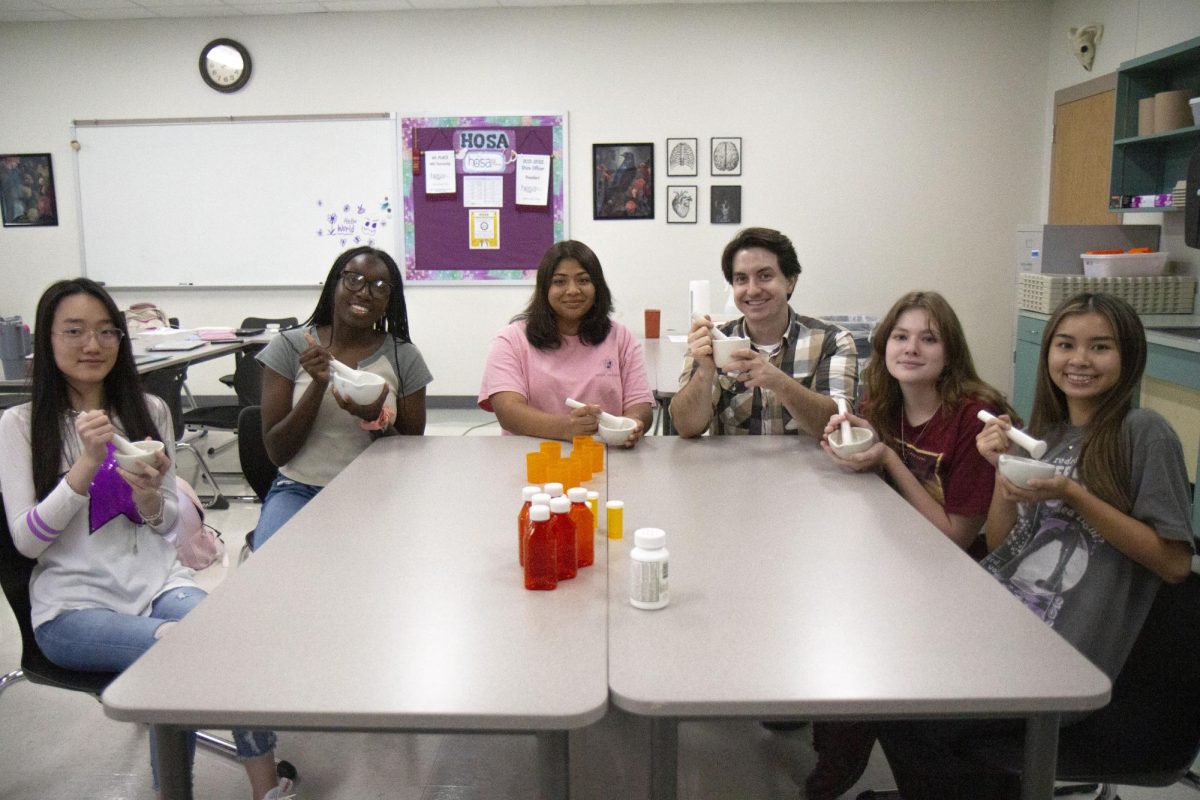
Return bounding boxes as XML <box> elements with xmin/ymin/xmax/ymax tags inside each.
<box><xmin>169</xmin><ymin>478</ymin><xmax>226</xmax><ymax>570</ymax></box>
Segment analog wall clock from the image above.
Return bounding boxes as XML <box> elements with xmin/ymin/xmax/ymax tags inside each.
<box><xmin>199</xmin><ymin>38</ymin><xmax>251</xmax><ymax>93</ymax></box>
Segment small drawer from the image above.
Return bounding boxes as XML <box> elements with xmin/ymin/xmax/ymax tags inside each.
<box><xmin>1016</xmin><ymin>316</ymin><xmax>1047</xmax><ymax>345</ymax></box>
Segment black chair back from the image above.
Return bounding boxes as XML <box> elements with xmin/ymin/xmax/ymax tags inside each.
<box><xmin>140</xmin><ymin>365</ymin><xmax>187</xmax><ymax>442</ymax></box>
<box><xmin>237</xmin><ymin>406</ymin><xmax>278</xmax><ymax>502</ymax></box>
<box><xmin>0</xmin><ymin>493</ymin><xmax>117</xmax><ymax>694</ymax></box>
<box><xmin>1053</xmin><ymin>573</ymin><xmax>1200</xmax><ymax>784</ymax></box>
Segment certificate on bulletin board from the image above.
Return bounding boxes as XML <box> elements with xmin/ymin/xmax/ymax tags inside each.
<box><xmin>401</xmin><ymin>114</ymin><xmax>567</xmax><ymax>283</ymax></box>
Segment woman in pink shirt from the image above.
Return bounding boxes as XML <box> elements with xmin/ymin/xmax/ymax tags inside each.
<box><xmin>478</xmin><ymin>240</ymin><xmax>653</xmax><ymax>446</ymax></box>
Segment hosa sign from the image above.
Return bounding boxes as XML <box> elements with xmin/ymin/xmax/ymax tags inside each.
<box><xmin>457</xmin><ymin>129</ymin><xmax>515</xmax><ymax>174</ymax></box>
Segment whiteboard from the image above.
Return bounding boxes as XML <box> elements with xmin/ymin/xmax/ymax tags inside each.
<box><xmin>74</xmin><ymin>116</ymin><xmax>399</xmax><ymax>287</ymax></box>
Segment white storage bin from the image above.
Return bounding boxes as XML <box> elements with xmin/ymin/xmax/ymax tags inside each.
<box><xmin>1081</xmin><ymin>252</ymin><xmax>1169</xmax><ymax>277</ymax></box>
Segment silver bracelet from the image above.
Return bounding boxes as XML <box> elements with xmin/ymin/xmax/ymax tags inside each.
<box><xmin>139</xmin><ymin>492</ymin><xmax>165</xmax><ymax>527</ymax></box>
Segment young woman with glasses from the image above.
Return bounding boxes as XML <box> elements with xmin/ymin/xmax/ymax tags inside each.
<box><xmin>251</xmin><ymin>246</ymin><xmax>432</xmax><ymax>550</ymax></box>
<box><xmin>0</xmin><ymin>278</ymin><xmax>293</xmax><ymax>799</ymax></box>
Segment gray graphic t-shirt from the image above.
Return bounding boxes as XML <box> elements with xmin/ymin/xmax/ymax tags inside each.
<box><xmin>981</xmin><ymin>409</ymin><xmax>1194</xmax><ymax>679</ymax></box>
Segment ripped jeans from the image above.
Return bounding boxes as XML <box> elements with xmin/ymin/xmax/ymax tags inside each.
<box><xmin>36</xmin><ymin>586</ymin><xmax>277</xmax><ymax>788</ymax></box>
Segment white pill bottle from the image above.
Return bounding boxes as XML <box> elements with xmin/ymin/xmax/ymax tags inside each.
<box><xmin>629</xmin><ymin>527</ymin><xmax>669</xmax><ymax>610</ymax></box>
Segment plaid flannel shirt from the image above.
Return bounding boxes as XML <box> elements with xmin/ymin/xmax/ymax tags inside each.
<box><xmin>678</xmin><ymin>308</ymin><xmax>857</xmax><ymax>435</ymax></box>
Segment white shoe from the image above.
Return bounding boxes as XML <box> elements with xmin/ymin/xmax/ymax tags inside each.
<box><xmin>261</xmin><ymin>777</ymin><xmax>295</xmax><ymax>800</ymax></box>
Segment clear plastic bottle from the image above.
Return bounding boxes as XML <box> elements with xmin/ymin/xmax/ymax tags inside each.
<box><xmin>549</xmin><ymin>496</ymin><xmax>577</xmax><ymax>581</ymax></box>
<box><xmin>567</xmin><ymin>487</ymin><xmax>594</xmax><ymax>567</ymax></box>
<box><xmin>524</xmin><ymin>505</ymin><xmax>557</xmax><ymax>591</ymax></box>
<box><xmin>517</xmin><ymin>485</ymin><xmax>540</xmax><ymax>566</ymax></box>
<box><xmin>630</xmin><ymin>527</ymin><xmax>669</xmax><ymax>610</ymax></box>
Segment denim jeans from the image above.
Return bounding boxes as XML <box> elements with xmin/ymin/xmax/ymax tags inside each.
<box><xmin>251</xmin><ymin>474</ymin><xmax>322</xmax><ymax>551</ymax></box>
<box><xmin>35</xmin><ymin>586</ymin><xmax>277</xmax><ymax>787</ymax></box>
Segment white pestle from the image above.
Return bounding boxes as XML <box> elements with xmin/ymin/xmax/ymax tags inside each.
<box><xmin>977</xmin><ymin>409</ymin><xmax>1048</xmax><ymax>459</ymax></box>
<box><xmin>327</xmin><ymin>358</ymin><xmax>357</xmax><ymax>380</ymax></box>
<box><xmin>691</xmin><ymin>313</ymin><xmax>727</xmax><ymax>340</ymax></box>
<box><xmin>565</xmin><ymin>397</ymin><xmax>621</xmax><ymax>427</ymax></box>
<box><xmin>109</xmin><ymin>431</ymin><xmax>142</xmax><ymax>457</ymax></box>
<box><xmin>835</xmin><ymin>397</ymin><xmax>853</xmax><ymax>442</ymax></box>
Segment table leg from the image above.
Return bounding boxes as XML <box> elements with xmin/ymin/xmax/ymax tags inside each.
<box><xmin>650</xmin><ymin>718</ymin><xmax>678</xmax><ymax>800</ymax></box>
<box><xmin>1021</xmin><ymin>713</ymin><xmax>1060</xmax><ymax>800</ymax></box>
<box><xmin>153</xmin><ymin>724</ymin><xmax>194</xmax><ymax>800</ymax></box>
<box><xmin>536</xmin><ymin>730</ymin><xmax>569</xmax><ymax>800</ymax></box>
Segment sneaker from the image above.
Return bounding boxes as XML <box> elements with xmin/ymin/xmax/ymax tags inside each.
<box><xmin>262</xmin><ymin>777</ymin><xmax>295</xmax><ymax>800</ymax></box>
<box><xmin>805</xmin><ymin>722</ymin><xmax>876</xmax><ymax>800</ymax></box>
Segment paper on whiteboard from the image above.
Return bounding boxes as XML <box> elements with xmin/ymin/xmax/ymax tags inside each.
<box><xmin>463</xmin><ymin>176</ymin><xmax>503</xmax><ymax>208</ymax></box>
<box><xmin>515</xmin><ymin>154</ymin><xmax>550</xmax><ymax>206</ymax></box>
<box><xmin>424</xmin><ymin>150</ymin><xmax>456</xmax><ymax>194</ymax></box>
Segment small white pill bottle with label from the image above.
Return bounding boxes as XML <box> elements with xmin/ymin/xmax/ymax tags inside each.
<box><xmin>629</xmin><ymin>527</ymin><xmax>669</xmax><ymax>610</ymax></box>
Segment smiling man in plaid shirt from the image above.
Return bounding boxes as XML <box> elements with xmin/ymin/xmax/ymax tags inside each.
<box><xmin>672</xmin><ymin>227</ymin><xmax>857</xmax><ymax>437</ymax></box>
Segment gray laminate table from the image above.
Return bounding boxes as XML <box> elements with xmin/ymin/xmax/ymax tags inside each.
<box><xmin>604</xmin><ymin>435</ymin><xmax>1112</xmax><ymax>800</ymax></box>
<box><xmin>103</xmin><ymin>436</ymin><xmax>610</xmax><ymax>800</ymax></box>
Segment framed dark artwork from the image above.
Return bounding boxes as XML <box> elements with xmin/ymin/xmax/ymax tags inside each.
<box><xmin>666</xmin><ymin>137</ymin><xmax>698</xmax><ymax>177</ymax></box>
<box><xmin>710</xmin><ymin>137</ymin><xmax>742</xmax><ymax>177</ymax></box>
<box><xmin>666</xmin><ymin>185</ymin><xmax>698</xmax><ymax>224</ymax></box>
<box><xmin>1</xmin><ymin>153</ymin><xmax>58</xmax><ymax>227</ymax></box>
<box><xmin>711</xmin><ymin>185</ymin><xmax>742</xmax><ymax>224</ymax></box>
<box><xmin>593</xmin><ymin>143</ymin><xmax>654</xmax><ymax>219</ymax></box>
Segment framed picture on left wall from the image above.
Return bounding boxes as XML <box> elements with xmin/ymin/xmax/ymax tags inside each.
<box><xmin>593</xmin><ymin>142</ymin><xmax>654</xmax><ymax>219</ymax></box>
<box><xmin>1</xmin><ymin>153</ymin><xmax>58</xmax><ymax>227</ymax></box>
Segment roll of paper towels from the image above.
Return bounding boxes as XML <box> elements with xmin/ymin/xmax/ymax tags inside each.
<box><xmin>689</xmin><ymin>280</ymin><xmax>711</xmax><ymax>317</ymax></box>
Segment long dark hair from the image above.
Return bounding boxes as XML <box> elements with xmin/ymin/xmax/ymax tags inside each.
<box><xmin>517</xmin><ymin>240</ymin><xmax>614</xmax><ymax>350</ymax></box>
<box><xmin>1030</xmin><ymin>293</ymin><xmax>1146</xmax><ymax>513</ymax></box>
<box><xmin>30</xmin><ymin>279</ymin><xmax>162</xmax><ymax>500</ymax></box>
<box><xmin>862</xmin><ymin>291</ymin><xmax>1018</xmax><ymax>451</ymax></box>
<box><xmin>304</xmin><ymin>246</ymin><xmax>412</xmax><ymax>343</ymax></box>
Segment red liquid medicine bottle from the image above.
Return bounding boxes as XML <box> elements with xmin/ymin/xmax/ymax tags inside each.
<box><xmin>548</xmin><ymin>496</ymin><xmax>577</xmax><ymax>581</ymax></box>
<box><xmin>517</xmin><ymin>485</ymin><xmax>539</xmax><ymax>566</ymax></box>
<box><xmin>567</xmin><ymin>487</ymin><xmax>594</xmax><ymax>567</ymax></box>
<box><xmin>524</xmin><ymin>504</ymin><xmax>557</xmax><ymax>591</ymax></box>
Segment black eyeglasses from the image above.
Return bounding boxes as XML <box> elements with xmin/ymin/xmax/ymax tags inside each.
<box><xmin>341</xmin><ymin>271</ymin><xmax>392</xmax><ymax>299</ymax></box>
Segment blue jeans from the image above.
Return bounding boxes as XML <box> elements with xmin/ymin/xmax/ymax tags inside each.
<box><xmin>252</xmin><ymin>474</ymin><xmax>322</xmax><ymax>551</ymax></box>
<box><xmin>36</xmin><ymin>587</ymin><xmax>277</xmax><ymax>788</ymax></box>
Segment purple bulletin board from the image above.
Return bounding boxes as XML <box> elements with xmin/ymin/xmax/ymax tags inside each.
<box><xmin>401</xmin><ymin>114</ymin><xmax>567</xmax><ymax>283</ymax></box>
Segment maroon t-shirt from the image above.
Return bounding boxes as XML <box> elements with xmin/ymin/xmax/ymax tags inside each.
<box><xmin>894</xmin><ymin>397</ymin><xmax>997</xmax><ymax>518</ymax></box>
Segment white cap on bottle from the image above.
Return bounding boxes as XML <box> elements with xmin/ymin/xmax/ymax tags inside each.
<box><xmin>567</xmin><ymin>487</ymin><xmax>588</xmax><ymax>503</ymax></box>
<box><xmin>522</xmin><ymin>486</ymin><xmax>540</xmax><ymax>502</ymax></box>
<box><xmin>532</xmin><ymin>492</ymin><xmax>552</xmax><ymax>506</ymax></box>
<box><xmin>634</xmin><ymin>527</ymin><xmax>666</xmax><ymax>549</ymax></box>
<box><xmin>550</xmin><ymin>496</ymin><xmax>571</xmax><ymax>514</ymax></box>
<box><xmin>587</xmin><ymin>490</ymin><xmax>599</xmax><ymax>500</ymax></box>
<box><xmin>544</xmin><ymin>482</ymin><xmax>564</xmax><ymax>497</ymax></box>
<box><xmin>530</xmin><ymin>504</ymin><xmax>550</xmax><ymax>522</ymax></box>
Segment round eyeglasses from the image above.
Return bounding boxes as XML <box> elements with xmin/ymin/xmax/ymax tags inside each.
<box><xmin>52</xmin><ymin>327</ymin><xmax>125</xmax><ymax>347</ymax></box>
<box><xmin>341</xmin><ymin>271</ymin><xmax>392</xmax><ymax>299</ymax></box>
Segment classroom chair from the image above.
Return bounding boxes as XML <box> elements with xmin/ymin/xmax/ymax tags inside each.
<box><xmin>235</xmin><ymin>405</ymin><xmax>279</xmax><ymax>565</ymax></box>
<box><xmin>965</xmin><ymin>573</ymin><xmax>1200</xmax><ymax>798</ymax></box>
<box><xmin>0</xmin><ymin>494</ymin><xmax>297</xmax><ymax>780</ymax></box>
<box><xmin>181</xmin><ymin>345</ymin><xmax>264</xmax><ymax>459</ymax></box>
<box><xmin>216</xmin><ymin>316</ymin><xmax>298</xmax><ymax>392</ymax></box>
<box><xmin>141</xmin><ymin>365</ymin><xmax>228</xmax><ymax>510</ymax></box>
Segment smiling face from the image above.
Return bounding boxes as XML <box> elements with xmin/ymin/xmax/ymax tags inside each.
<box><xmin>547</xmin><ymin>258</ymin><xmax>596</xmax><ymax>335</ymax></box>
<box><xmin>51</xmin><ymin>292</ymin><xmax>118</xmax><ymax>401</ymax></box>
<box><xmin>1047</xmin><ymin>311</ymin><xmax>1122</xmax><ymax>424</ymax></box>
<box><xmin>884</xmin><ymin>308</ymin><xmax>946</xmax><ymax>389</ymax></box>
<box><xmin>335</xmin><ymin>253</ymin><xmax>392</xmax><ymax>329</ymax></box>
<box><xmin>730</xmin><ymin>247</ymin><xmax>796</xmax><ymax>339</ymax></box>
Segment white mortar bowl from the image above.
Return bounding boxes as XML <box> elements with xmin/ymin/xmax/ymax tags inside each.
<box><xmin>114</xmin><ymin>440</ymin><xmax>165</xmax><ymax>471</ymax></box>
<box><xmin>998</xmin><ymin>454</ymin><xmax>1056</xmax><ymax>486</ymax></box>
<box><xmin>598</xmin><ymin>416</ymin><xmax>638</xmax><ymax>445</ymax></box>
<box><xmin>332</xmin><ymin>369</ymin><xmax>387</xmax><ymax>405</ymax></box>
<box><xmin>828</xmin><ymin>427</ymin><xmax>875</xmax><ymax>458</ymax></box>
<box><xmin>712</xmin><ymin>336</ymin><xmax>752</xmax><ymax>369</ymax></box>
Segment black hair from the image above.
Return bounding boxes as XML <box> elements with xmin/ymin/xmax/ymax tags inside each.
<box><xmin>304</xmin><ymin>246</ymin><xmax>412</xmax><ymax>343</ymax></box>
<box><xmin>517</xmin><ymin>240</ymin><xmax>614</xmax><ymax>349</ymax></box>
<box><xmin>30</xmin><ymin>278</ymin><xmax>163</xmax><ymax>500</ymax></box>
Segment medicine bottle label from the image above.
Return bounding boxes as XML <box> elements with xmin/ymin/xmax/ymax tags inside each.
<box><xmin>630</xmin><ymin>559</ymin><xmax>669</xmax><ymax>608</ymax></box>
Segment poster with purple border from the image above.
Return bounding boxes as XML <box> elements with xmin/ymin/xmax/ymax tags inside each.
<box><xmin>401</xmin><ymin>114</ymin><xmax>567</xmax><ymax>283</ymax></box>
